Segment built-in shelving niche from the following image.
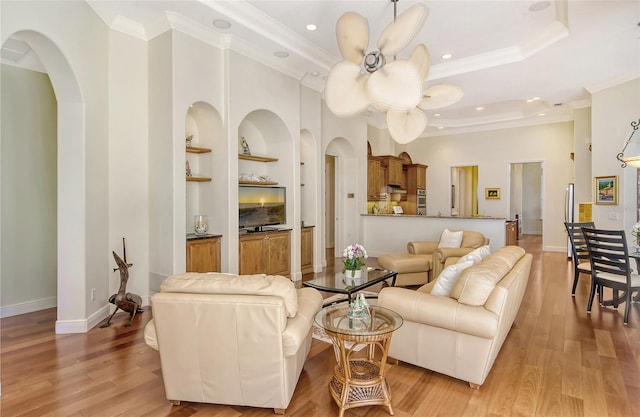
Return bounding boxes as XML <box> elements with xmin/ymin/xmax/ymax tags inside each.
<box><xmin>237</xmin><ymin>109</ymin><xmax>294</xmax><ymax>231</ymax></box>
<box><xmin>185</xmin><ymin>102</ymin><xmax>224</xmax><ymax>242</ymax></box>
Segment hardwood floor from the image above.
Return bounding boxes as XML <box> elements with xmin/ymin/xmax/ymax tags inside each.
<box><xmin>2</xmin><ymin>235</ymin><xmax>639</xmax><ymax>416</ymax></box>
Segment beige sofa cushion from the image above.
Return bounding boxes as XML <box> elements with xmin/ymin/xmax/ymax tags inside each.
<box><xmin>160</xmin><ymin>272</ymin><xmax>299</xmax><ymax>317</ymax></box>
<box><xmin>451</xmin><ymin>246</ymin><xmax>525</xmax><ymax>306</ymax></box>
<box><xmin>460</xmin><ymin>231</ymin><xmax>487</xmax><ymax>248</ymax></box>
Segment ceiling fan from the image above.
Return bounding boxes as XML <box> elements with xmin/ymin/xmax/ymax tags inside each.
<box><xmin>324</xmin><ymin>0</ymin><xmax>464</xmax><ymax>144</ymax></box>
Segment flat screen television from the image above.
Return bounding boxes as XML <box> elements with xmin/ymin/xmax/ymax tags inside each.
<box><xmin>239</xmin><ymin>185</ymin><xmax>286</xmax><ymax>231</ymax></box>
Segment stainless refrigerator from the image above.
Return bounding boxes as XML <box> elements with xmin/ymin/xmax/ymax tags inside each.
<box><xmin>565</xmin><ymin>183</ymin><xmax>575</xmax><ymax>257</ymax></box>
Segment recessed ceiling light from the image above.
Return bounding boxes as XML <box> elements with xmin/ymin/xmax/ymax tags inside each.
<box><xmin>306</xmin><ymin>24</ymin><xmax>317</xmax><ymax>31</ymax></box>
<box><xmin>532</xmin><ymin>97</ymin><xmax>540</xmax><ymax>101</ymax></box>
<box><xmin>274</xmin><ymin>51</ymin><xmax>289</xmax><ymax>58</ymax></box>
<box><xmin>538</xmin><ymin>113</ymin><xmax>546</xmax><ymax>116</ymax></box>
<box><xmin>529</xmin><ymin>1</ymin><xmax>551</xmax><ymax>12</ymax></box>
<box><xmin>212</xmin><ymin>19</ymin><xmax>231</xmax><ymax>29</ymax></box>
<box><xmin>441</xmin><ymin>53</ymin><xmax>453</xmax><ymax>60</ymax></box>
<box><xmin>434</xmin><ymin>113</ymin><xmax>441</xmax><ymax>117</ymax></box>
<box><xmin>476</xmin><ymin>106</ymin><xmax>484</xmax><ymax>111</ymax></box>
<box><xmin>310</xmin><ymin>71</ymin><xmax>320</xmax><ymax>77</ymax></box>
<box><xmin>437</xmin><ymin>126</ymin><xmax>444</xmax><ymax>130</ymax></box>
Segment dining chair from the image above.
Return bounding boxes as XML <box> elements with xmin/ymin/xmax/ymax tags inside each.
<box><xmin>564</xmin><ymin>222</ymin><xmax>595</xmax><ymax>295</ymax></box>
<box><xmin>582</xmin><ymin>227</ymin><xmax>640</xmax><ymax>325</ymax></box>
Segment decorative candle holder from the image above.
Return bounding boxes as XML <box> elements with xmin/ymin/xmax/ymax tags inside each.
<box><xmin>194</xmin><ymin>215</ymin><xmax>208</xmax><ymax>235</ymax></box>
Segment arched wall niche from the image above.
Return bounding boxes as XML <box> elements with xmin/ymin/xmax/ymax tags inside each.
<box><xmin>184</xmin><ymin>101</ymin><xmax>224</xmax><ymax>239</ymax></box>
<box><xmin>1</xmin><ymin>30</ymin><xmax>86</xmax><ymax>333</ymax></box>
<box><xmin>238</xmin><ymin>110</ymin><xmax>295</xmax><ymax>232</ymax></box>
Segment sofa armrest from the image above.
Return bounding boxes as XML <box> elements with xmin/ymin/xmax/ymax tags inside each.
<box><xmin>282</xmin><ymin>287</ymin><xmax>323</xmax><ymax>357</ymax></box>
<box><xmin>378</xmin><ymin>287</ymin><xmax>498</xmax><ymax>339</ymax></box>
<box><xmin>408</xmin><ymin>241</ymin><xmax>439</xmax><ymax>254</ymax></box>
<box><xmin>432</xmin><ymin>247</ymin><xmax>476</xmax><ymax>278</ymax></box>
<box><xmin>144</xmin><ymin>318</ymin><xmax>159</xmax><ymax>351</ymax></box>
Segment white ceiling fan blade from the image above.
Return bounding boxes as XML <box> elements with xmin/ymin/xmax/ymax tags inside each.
<box><xmin>325</xmin><ymin>61</ymin><xmax>370</xmax><ymax>116</ymax></box>
<box><xmin>418</xmin><ymin>84</ymin><xmax>464</xmax><ymax>110</ymax></box>
<box><xmin>367</xmin><ymin>60</ymin><xmax>422</xmax><ymax>111</ymax></box>
<box><xmin>387</xmin><ymin>108</ymin><xmax>427</xmax><ymax>144</ymax></box>
<box><xmin>409</xmin><ymin>43</ymin><xmax>430</xmax><ymax>82</ymax></box>
<box><xmin>336</xmin><ymin>11</ymin><xmax>369</xmax><ymax>65</ymax></box>
<box><xmin>377</xmin><ymin>3</ymin><xmax>428</xmax><ymax>57</ymax></box>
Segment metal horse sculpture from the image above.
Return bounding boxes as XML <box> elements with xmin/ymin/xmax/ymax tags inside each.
<box><xmin>100</xmin><ymin>251</ymin><xmax>143</xmax><ymax>328</ymax></box>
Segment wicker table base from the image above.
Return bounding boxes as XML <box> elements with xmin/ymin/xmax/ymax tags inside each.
<box><xmin>316</xmin><ymin>306</ymin><xmax>402</xmax><ymax>417</ymax></box>
<box><xmin>328</xmin><ymin>351</ymin><xmax>394</xmax><ymax>417</ymax></box>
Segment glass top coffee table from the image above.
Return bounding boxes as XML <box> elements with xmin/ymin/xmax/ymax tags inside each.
<box><xmin>302</xmin><ymin>267</ymin><xmax>397</xmax><ymax>305</ymax></box>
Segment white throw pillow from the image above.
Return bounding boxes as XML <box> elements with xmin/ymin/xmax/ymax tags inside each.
<box><xmin>438</xmin><ymin>229</ymin><xmax>463</xmax><ymax>248</ymax></box>
<box><xmin>430</xmin><ymin>260</ymin><xmax>474</xmax><ymax>297</ymax></box>
<box><xmin>458</xmin><ymin>245</ymin><xmax>492</xmax><ymax>264</ymax></box>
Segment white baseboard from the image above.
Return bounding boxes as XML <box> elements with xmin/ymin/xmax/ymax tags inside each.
<box><xmin>0</xmin><ymin>296</ymin><xmax>57</xmax><ymax>318</ymax></box>
<box><xmin>544</xmin><ymin>245</ymin><xmax>567</xmax><ymax>253</ymax></box>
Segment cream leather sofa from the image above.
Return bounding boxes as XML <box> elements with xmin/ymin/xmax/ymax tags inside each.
<box><xmin>377</xmin><ymin>230</ymin><xmax>489</xmax><ymax>286</ymax></box>
<box><xmin>144</xmin><ymin>272</ymin><xmax>323</xmax><ymax>414</ymax></box>
<box><xmin>378</xmin><ymin>246</ymin><xmax>532</xmax><ymax>388</ymax></box>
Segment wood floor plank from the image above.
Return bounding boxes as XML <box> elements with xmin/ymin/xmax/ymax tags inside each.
<box><xmin>2</xmin><ymin>235</ymin><xmax>639</xmax><ymax>417</ymax></box>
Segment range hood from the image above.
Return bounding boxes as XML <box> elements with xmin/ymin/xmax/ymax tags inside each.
<box><xmin>387</xmin><ymin>185</ymin><xmax>407</xmax><ymax>194</ymax></box>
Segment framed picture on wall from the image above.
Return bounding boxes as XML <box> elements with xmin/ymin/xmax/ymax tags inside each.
<box><xmin>485</xmin><ymin>188</ymin><xmax>500</xmax><ymax>200</ymax></box>
<box><xmin>594</xmin><ymin>175</ymin><xmax>618</xmax><ymax>205</ymax></box>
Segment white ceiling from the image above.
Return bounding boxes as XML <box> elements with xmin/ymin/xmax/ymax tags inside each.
<box><xmin>6</xmin><ymin>0</ymin><xmax>640</xmax><ymax>136</ymax></box>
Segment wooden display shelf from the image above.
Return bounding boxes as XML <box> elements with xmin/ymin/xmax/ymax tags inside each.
<box><xmin>187</xmin><ymin>176</ymin><xmax>212</xmax><ymax>182</ymax></box>
<box><xmin>239</xmin><ymin>180</ymin><xmax>278</xmax><ymax>185</ymax></box>
<box><xmin>186</xmin><ymin>146</ymin><xmax>212</xmax><ymax>154</ymax></box>
<box><xmin>238</xmin><ymin>154</ymin><xmax>278</xmax><ymax>163</ymax></box>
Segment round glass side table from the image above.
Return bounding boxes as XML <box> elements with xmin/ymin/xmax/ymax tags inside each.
<box><xmin>315</xmin><ymin>304</ymin><xmax>403</xmax><ymax>417</ymax></box>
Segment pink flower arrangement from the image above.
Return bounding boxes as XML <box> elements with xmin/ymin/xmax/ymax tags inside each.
<box><xmin>342</xmin><ymin>243</ymin><xmax>368</xmax><ymax>273</ymax></box>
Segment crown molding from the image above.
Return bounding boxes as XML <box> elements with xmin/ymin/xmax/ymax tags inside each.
<box><xmin>198</xmin><ymin>0</ymin><xmax>334</xmax><ymax>71</ymax></box>
<box><xmin>420</xmin><ymin>112</ymin><xmax>574</xmax><ymax>138</ymax></box>
<box><xmin>428</xmin><ymin>20</ymin><xmax>568</xmax><ymax>81</ymax></box>
<box><xmin>585</xmin><ymin>71</ymin><xmax>640</xmax><ymax>94</ymax></box>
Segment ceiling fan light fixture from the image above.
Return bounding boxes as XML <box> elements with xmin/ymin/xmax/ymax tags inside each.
<box><xmin>367</xmin><ymin>60</ymin><xmax>422</xmax><ymax>111</ymax></box>
<box><xmin>325</xmin><ymin>61</ymin><xmax>370</xmax><ymax>116</ymax></box>
<box><xmin>377</xmin><ymin>3</ymin><xmax>428</xmax><ymax>56</ymax></box>
<box><xmin>324</xmin><ymin>0</ymin><xmax>462</xmax><ymax>144</ymax></box>
<box><xmin>387</xmin><ymin>108</ymin><xmax>428</xmax><ymax>144</ymax></box>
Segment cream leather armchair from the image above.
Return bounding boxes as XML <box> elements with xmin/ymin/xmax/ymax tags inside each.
<box><xmin>378</xmin><ymin>230</ymin><xmax>488</xmax><ymax>286</ymax></box>
<box><xmin>144</xmin><ymin>272</ymin><xmax>323</xmax><ymax>414</ymax></box>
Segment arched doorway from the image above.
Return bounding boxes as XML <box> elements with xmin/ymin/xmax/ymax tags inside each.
<box><xmin>324</xmin><ymin>137</ymin><xmax>359</xmax><ymax>262</ymax></box>
<box><xmin>1</xmin><ymin>31</ymin><xmax>85</xmax><ymax>333</ymax></box>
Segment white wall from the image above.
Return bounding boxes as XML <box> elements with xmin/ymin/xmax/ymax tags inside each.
<box><xmin>300</xmin><ymin>86</ymin><xmax>323</xmax><ymax>272</ymax></box>
<box><xmin>591</xmin><ymin>77</ymin><xmax>640</xmax><ymax>242</ymax></box>
<box><xmin>108</xmin><ymin>30</ymin><xmax>149</xmax><ymax>307</ymax></box>
<box><xmin>402</xmin><ymin>122</ymin><xmax>574</xmax><ymax>251</ymax></box>
<box><xmin>573</xmin><ymin>107</ymin><xmax>592</xmax><ymax>208</ymax></box>
<box><xmin>1</xmin><ymin>65</ymin><xmax>57</xmax><ymax>317</ymax></box>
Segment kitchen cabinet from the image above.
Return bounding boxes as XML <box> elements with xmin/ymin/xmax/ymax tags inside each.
<box><xmin>239</xmin><ymin>229</ymin><xmax>291</xmax><ymax>276</ymax></box>
<box><xmin>506</xmin><ymin>221</ymin><xmax>517</xmax><ymax>246</ymax></box>
<box><xmin>381</xmin><ymin>156</ymin><xmax>404</xmax><ymax>186</ymax></box>
<box><xmin>367</xmin><ymin>156</ymin><xmax>384</xmax><ymax>200</ymax></box>
<box><xmin>301</xmin><ymin>226</ymin><xmax>314</xmax><ymax>274</ymax></box>
<box><xmin>404</xmin><ymin>164</ymin><xmax>428</xmax><ymax>215</ymax></box>
<box><xmin>186</xmin><ymin>235</ymin><xmax>221</xmax><ymax>272</ymax></box>
<box><xmin>406</xmin><ymin>164</ymin><xmax>427</xmax><ymax>191</ymax></box>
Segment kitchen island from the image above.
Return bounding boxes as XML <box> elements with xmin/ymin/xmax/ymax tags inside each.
<box><xmin>361</xmin><ymin>214</ymin><xmax>507</xmax><ymax>257</ymax></box>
